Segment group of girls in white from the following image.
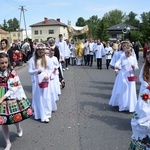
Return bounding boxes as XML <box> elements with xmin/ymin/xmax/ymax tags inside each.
<box><xmin>0</xmin><ymin>38</ymin><xmax>63</xmax><ymax>150</ymax></box>
<box><xmin>108</xmin><ymin>40</ymin><xmax>150</xmax><ymax>149</ymax></box>
<box><xmin>28</xmin><ymin>43</ymin><xmax>62</xmax><ymax>123</ymax></box>
<box><xmin>109</xmin><ymin>41</ymin><xmax>139</xmax><ymax>112</ymax></box>
<box><xmin>0</xmin><ymin>37</ymin><xmax>149</xmax><ymax>150</ymax></box>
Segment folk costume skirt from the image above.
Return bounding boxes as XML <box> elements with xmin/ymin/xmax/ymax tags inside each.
<box><xmin>0</xmin><ymin>98</ymin><xmax>33</xmax><ymax>125</ymax></box>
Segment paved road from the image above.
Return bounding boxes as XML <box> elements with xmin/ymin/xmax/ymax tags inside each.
<box><xmin>0</xmin><ymin>53</ymin><xmax>143</xmax><ymax>150</ymax></box>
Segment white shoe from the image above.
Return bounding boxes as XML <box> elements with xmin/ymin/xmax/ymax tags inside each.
<box><xmin>66</xmin><ymin>67</ymin><xmax>69</xmax><ymax>70</ymax></box>
<box><xmin>4</xmin><ymin>143</ymin><xmax>12</xmax><ymax>150</ymax></box>
<box><xmin>17</xmin><ymin>128</ymin><xmax>23</xmax><ymax>137</ymax></box>
<box><xmin>63</xmin><ymin>68</ymin><xmax>65</xmax><ymax>71</ymax></box>
<box><xmin>44</xmin><ymin>118</ymin><xmax>49</xmax><ymax>123</ymax></box>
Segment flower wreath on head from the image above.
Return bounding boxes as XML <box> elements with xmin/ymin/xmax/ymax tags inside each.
<box><xmin>36</xmin><ymin>43</ymin><xmax>46</xmax><ymax>50</ymax></box>
<box><xmin>141</xmin><ymin>89</ymin><xmax>150</xmax><ymax>103</ymax></box>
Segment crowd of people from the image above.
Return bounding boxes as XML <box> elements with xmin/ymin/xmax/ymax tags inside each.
<box><xmin>0</xmin><ymin>35</ymin><xmax>150</xmax><ymax>150</ymax></box>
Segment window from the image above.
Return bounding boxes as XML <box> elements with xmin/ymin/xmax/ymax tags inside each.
<box><xmin>34</xmin><ymin>30</ymin><xmax>38</xmax><ymax>35</ymax></box>
<box><xmin>49</xmin><ymin>30</ymin><xmax>54</xmax><ymax>34</ymax></box>
<box><xmin>40</xmin><ymin>30</ymin><xmax>42</xmax><ymax>34</ymax></box>
<box><xmin>13</xmin><ymin>33</ymin><xmax>16</xmax><ymax>37</ymax></box>
<box><xmin>111</xmin><ymin>34</ymin><xmax>116</xmax><ymax>38</ymax></box>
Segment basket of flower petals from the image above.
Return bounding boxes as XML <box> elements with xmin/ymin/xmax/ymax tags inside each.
<box><xmin>127</xmin><ymin>75</ymin><xmax>138</xmax><ymax>82</ymax></box>
<box><xmin>38</xmin><ymin>82</ymin><xmax>49</xmax><ymax>88</ymax></box>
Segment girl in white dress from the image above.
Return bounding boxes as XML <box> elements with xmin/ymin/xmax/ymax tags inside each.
<box><xmin>109</xmin><ymin>45</ymin><xmax>138</xmax><ymax>112</ymax></box>
<box><xmin>45</xmin><ymin>48</ymin><xmax>58</xmax><ymax>112</ymax></box>
<box><xmin>110</xmin><ymin>43</ymin><xmax>121</xmax><ymax>69</ymax></box>
<box><xmin>28</xmin><ymin>43</ymin><xmax>53</xmax><ymax>123</ymax></box>
<box><xmin>129</xmin><ymin>51</ymin><xmax>150</xmax><ymax>149</ymax></box>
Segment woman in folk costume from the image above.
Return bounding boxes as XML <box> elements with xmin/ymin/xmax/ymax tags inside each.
<box><xmin>28</xmin><ymin>43</ymin><xmax>53</xmax><ymax>123</ymax></box>
<box><xmin>129</xmin><ymin>51</ymin><xmax>150</xmax><ymax>150</ymax></box>
<box><xmin>0</xmin><ymin>53</ymin><xmax>33</xmax><ymax>150</ymax></box>
<box><xmin>109</xmin><ymin>45</ymin><xmax>138</xmax><ymax>112</ymax></box>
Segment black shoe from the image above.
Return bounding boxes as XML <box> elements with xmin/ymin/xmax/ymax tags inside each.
<box><xmin>61</xmin><ymin>81</ymin><xmax>65</xmax><ymax>89</ymax></box>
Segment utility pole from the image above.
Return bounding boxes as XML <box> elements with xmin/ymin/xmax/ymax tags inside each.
<box><xmin>19</xmin><ymin>6</ymin><xmax>28</xmax><ymax>41</ymax></box>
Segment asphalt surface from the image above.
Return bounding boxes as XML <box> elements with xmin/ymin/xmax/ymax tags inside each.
<box><xmin>0</xmin><ymin>53</ymin><xmax>143</xmax><ymax>150</ymax></box>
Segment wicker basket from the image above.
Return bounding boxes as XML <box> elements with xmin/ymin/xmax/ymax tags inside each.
<box><xmin>38</xmin><ymin>82</ymin><xmax>49</xmax><ymax>88</ymax></box>
<box><xmin>127</xmin><ymin>76</ymin><xmax>137</xmax><ymax>82</ymax></box>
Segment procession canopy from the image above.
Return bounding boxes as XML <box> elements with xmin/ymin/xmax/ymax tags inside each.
<box><xmin>67</xmin><ymin>25</ymin><xmax>89</xmax><ymax>36</ymax></box>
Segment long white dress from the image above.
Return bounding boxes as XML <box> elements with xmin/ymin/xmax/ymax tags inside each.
<box><xmin>50</xmin><ymin>56</ymin><xmax>61</xmax><ymax>96</ymax></box>
<box><xmin>28</xmin><ymin>56</ymin><xmax>53</xmax><ymax>122</ymax></box>
<box><xmin>109</xmin><ymin>55</ymin><xmax>138</xmax><ymax>112</ymax></box>
<box><xmin>49</xmin><ymin>56</ymin><xmax>60</xmax><ymax>111</ymax></box>
<box><xmin>129</xmin><ymin>68</ymin><xmax>150</xmax><ymax>149</ymax></box>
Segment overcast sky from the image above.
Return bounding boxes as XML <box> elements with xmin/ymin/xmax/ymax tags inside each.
<box><xmin>0</xmin><ymin>0</ymin><xmax>150</xmax><ymax>30</ymax></box>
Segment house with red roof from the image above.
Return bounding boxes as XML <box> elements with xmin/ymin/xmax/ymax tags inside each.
<box><xmin>30</xmin><ymin>18</ymin><xmax>68</xmax><ymax>42</ymax></box>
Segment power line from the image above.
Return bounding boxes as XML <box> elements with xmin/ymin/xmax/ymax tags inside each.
<box><xmin>4</xmin><ymin>0</ymin><xmax>18</xmax><ymax>8</ymax></box>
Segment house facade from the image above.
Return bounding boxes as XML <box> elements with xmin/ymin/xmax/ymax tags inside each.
<box><xmin>9</xmin><ymin>30</ymin><xmax>23</xmax><ymax>43</ymax></box>
<box><xmin>0</xmin><ymin>28</ymin><xmax>25</xmax><ymax>44</ymax></box>
<box><xmin>107</xmin><ymin>23</ymin><xmax>138</xmax><ymax>41</ymax></box>
<box><xmin>30</xmin><ymin>18</ymin><xmax>68</xmax><ymax>42</ymax></box>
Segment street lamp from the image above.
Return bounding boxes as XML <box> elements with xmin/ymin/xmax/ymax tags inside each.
<box><xmin>122</xmin><ymin>26</ymin><xmax>131</xmax><ymax>41</ymax></box>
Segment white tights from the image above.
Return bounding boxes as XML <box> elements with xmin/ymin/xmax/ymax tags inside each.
<box><xmin>2</xmin><ymin>123</ymin><xmax>21</xmax><ymax>150</ymax></box>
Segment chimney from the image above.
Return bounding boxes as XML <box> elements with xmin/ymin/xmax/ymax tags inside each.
<box><xmin>57</xmin><ymin>18</ymin><xmax>60</xmax><ymax>22</ymax></box>
<box><xmin>44</xmin><ymin>17</ymin><xmax>48</xmax><ymax>23</ymax></box>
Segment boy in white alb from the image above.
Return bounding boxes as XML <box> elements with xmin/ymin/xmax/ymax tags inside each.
<box><xmin>104</xmin><ymin>42</ymin><xmax>113</xmax><ymax>69</ymax></box>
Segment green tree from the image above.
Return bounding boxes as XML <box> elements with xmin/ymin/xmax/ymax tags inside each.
<box><xmin>85</xmin><ymin>15</ymin><xmax>100</xmax><ymax>39</ymax></box>
<box><xmin>140</xmin><ymin>11</ymin><xmax>150</xmax><ymax>43</ymax></box>
<box><xmin>7</xmin><ymin>18</ymin><xmax>19</xmax><ymax>31</ymax></box>
<box><xmin>7</xmin><ymin>19</ymin><xmax>13</xmax><ymax>31</ymax></box>
<box><xmin>96</xmin><ymin>19</ymin><xmax>109</xmax><ymax>41</ymax></box>
<box><xmin>12</xmin><ymin>18</ymin><xmax>19</xmax><ymax>30</ymax></box>
<box><xmin>1</xmin><ymin>18</ymin><xmax>19</xmax><ymax>31</ymax></box>
<box><xmin>75</xmin><ymin>17</ymin><xmax>86</xmax><ymax>39</ymax></box>
<box><xmin>124</xmin><ymin>30</ymin><xmax>141</xmax><ymax>42</ymax></box>
<box><xmin>124</xmin><ymin>11</ymin><xmax>140</xmax><ymax>27</ymax></box>
<box><xmin>75</xmin><ymin>17</ymin><xmax>86</xmax><ymax>26</ymax></box>
<box><xmin>1</xmin><ymin>19</ymin><xmax>8</xmax><ymax>30</ymax></box>
<box><xmin>103</xmin><ymin>9</ymin><xmax>126</xmax><ymax>27</ymax></box>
